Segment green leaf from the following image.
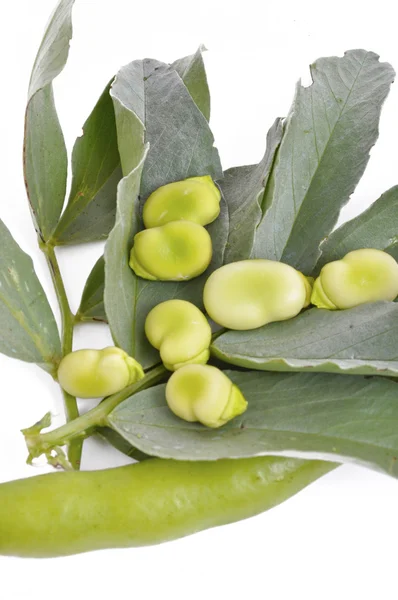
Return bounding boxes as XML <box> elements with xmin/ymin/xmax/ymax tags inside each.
<box><xmin>105</xmin><ymin>59</ymin><xmax>226</xmax><ymax>367</ymax></box>
<box><xmin>253</xmin><ymin>50</ymin><xmax>395</xmax><ymax>273</ymax></box>
<box><xmin>0</xmin><ymin>220</ymin><xmax>61</xmax><ymax>373</ymax></box>
<box><xmin>108</xmin><ymin>370</ymin><xmax>398</xmax><ymax>478</ymax></box>
<box><xmin>73</xmin><ymin>51</ymin><xmax>216</xmax><ymax>322</ymax></box>
<box><xmin>220</xmin><ymin>118</ymin><xmax>283</xmax><ymax>263</ymax></box>
<box><xmin>172</xmin><ymin>46</ymin><xmax>211</xmax><ymax>121</ymax></box>
<box><xmin>97</xmin><ymin>427</ymin><xmax>151</xmax><ymax>461</ymax></box>
<box><xmin>315</xmin><ymin>186</ymin><xmax>398</xmax><ymax>272</ymax></box>
<box><xmin>111</xmin><ymin>58</ymin><xmax>222</xmax><ymax>189</ymax></box>
<box><xmin>76</xmin><ymin>256</ymin><xmax>106</xmax><ymax>322</ymax></box>
<box><xmin>52</xmin><ymin>82</ymin><xmax>122</xmax><ymax>245</ymax></box>
<box><xmin>104</xmin><ymin>146</ymin><xmax>149</xmax><ymax>355</ymax></box>
<box><xmin>386</xmin><ymin>242</ymin><xmax>398</xmax><ymax>262</ymax></box>
<box><xmin>23</xmin><ymin>0</ymin><xmax>75</xmax><ymax>242</ymax></box>
<box><xmin>50</xmin><ymin>48</ymin><xmax>212</xmax><ymax>248</ymax></box>
<box><xmin>212</xmin><ymin>303</ymin><xmax>398</xmax><ymax>376</ymax></box>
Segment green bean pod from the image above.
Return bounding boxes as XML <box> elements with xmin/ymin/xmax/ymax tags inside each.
<box><xmin>0</xmin><ymin>457</ymin><xmax>334</xmax><ymax>558</ymax></box>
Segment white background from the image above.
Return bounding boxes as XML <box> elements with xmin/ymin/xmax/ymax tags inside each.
<box><xmin>1</xmin><ymin>0</ymin><xmax>398</xmax><ymax>598</ymax></box>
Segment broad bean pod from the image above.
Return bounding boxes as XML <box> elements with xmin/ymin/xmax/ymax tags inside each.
<box><xmin>143</xmin><ymin>175</ymin><xmax>221</xmax><ymax>228</ymax></box>
<box><xmin>0</xmin><ymin>457</ymin><xmax>335</xmax><ymax>558</ymax></box>
<box><xmin>145</xmin><ymin>300</ymin><xmax>211</xmax><ymax>370</ymax></box>
<box><xmin>204</xmin><ymin>259</ymin><xmax>312</xmax><ymax>330</ymax></box>
<box><xmin>166</xmin><ymin>364</ymin><xmax>247</xmax><ymax>427</ymax></box>
<box><xmin>130</xmin><ymin>221</ymin><xmax>212</xmax><ymax>281</ymax></box>
<box><xmin>311</xmin><ymin>248</ymin><xmax>398</xmax><ymax>309</ymax></box>
<box><xmin>57</xmin><ymin>347</ymin><xmax>144</xmax><ymax>399</ymax></box>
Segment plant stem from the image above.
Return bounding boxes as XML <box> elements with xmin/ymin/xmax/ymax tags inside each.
<box><xmin>25</xmin><ymin>364</ymin><xmax>167</xmax><ymax>461</ymax></box>
<box><xmin>41</xmin><ymin>243</ymin><xmax>82</xmax><ymax>469</ymax></box>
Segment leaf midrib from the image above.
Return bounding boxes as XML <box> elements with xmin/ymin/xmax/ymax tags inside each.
<box><xmin>277</xmin><ymin>52</ymin><xmax>368</xmax><ymax>262</ymax></box>
<box><xmin>131</xmin><ymin>62</ymin><xmax>148</xmax><ymax>357</ymax></box>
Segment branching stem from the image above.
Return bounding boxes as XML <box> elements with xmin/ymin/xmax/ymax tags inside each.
<box><xmin>24</xmin><ymin>364</ymin><xmax>167</xmax><ymax>464</ymax></box>
<box><xmin>41</xmin><ymin>243</ymin><xmax>82</xmax><ymax>469</ymax></box>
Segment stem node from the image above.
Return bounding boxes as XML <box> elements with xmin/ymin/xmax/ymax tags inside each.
<box><xmin>22</xmin><ymin>364</ymin><xmax>167</xmax><ymax>468</ymax></box>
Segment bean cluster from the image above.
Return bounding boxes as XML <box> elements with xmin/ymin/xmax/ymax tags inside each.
<box><xmin>59</xmin><ymin>177</ymin><xmax>398</xmax><ymax>429</ymax></box>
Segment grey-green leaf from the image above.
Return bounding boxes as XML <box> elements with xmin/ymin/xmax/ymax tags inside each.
<box><xmin>220</xmin><ymin>118</ymin><xmax>283</xmax><ymax>263</ymax></box>
<box><xmin>0</xmin><ymin>220</ymin><xmax>61</xmax><ymax>373</ymax></box>
<box><xmin>97</xmin><ymin>427</ymin><xmax>151</xmax><ymax>461</ymax></box>
<box><xmin>212</xmin><ymin>303</ymin><xmax>398</xmax><ymax>376</ymax></box>
<box><xmin>105</xmin><ymin>59</ymin><xmax>225</xmax><ymax>366</ymax></box>
<box><xmin>172</xmin><ymin>46</ymin><xmax>211</xmax><ymax>121</ymax></box>
<box><xmin>52</xmin><ymin>82</ymin><xmax>122</xmax><ymax>245</ymax></box>
<box><xmin>71</xmin><ymin>50</ymin><xmax>215</xmax><ymax>321</ymax></box>
<box><xmin>104</xmin><ymin>147</ymin><xmax>149</xmax><ymax>354</ymax></box>
<box><xmin>77</xmin><ymin>256</ymin><xmax>106</xmax><ymax>322</ymax></box>
<box><xmin>386</xmin><ymin>242</ymin><xmax>398</xmax><ymax>262</ymax></box>
<box><xmin>50</xmin><ymin>48</ymin><xmax>212</xmax><ymax>247</ymax></box>
<box><xmin>111</xmin><ymin>58</ymin><xmax>222</xmax><ymax>192</ymax></box>
<box><xmin>253</xmin><ymin>50</ymin><xmax>395</xmax><ymax>273</ymax></box>
<box><xmin>108</xmin><ymin>370</ymin><xmax>398</xmax><ymax>478</ymax></box>
<box><xmin>24</xmin><ymin>0</ymin><xmax>74</xmax><ymax>242</ymax></box>
<box><xmin>315</xmin><ymin>185</ymin><xmax>398</xmax><ymax>272</ymax></box>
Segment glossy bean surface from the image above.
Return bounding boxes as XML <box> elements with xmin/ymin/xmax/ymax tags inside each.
<box><xmin>145</xmin><ymin>300</ymin><xmax>211</xmax><ymax>370</ymax></box>
<box><xmin>204</xmin><ymin>259</ymin><xmax>310</xmax><ymax>330</ymax></box>
<box><xmin>130</xmin><ymin>221</ymin><xmax>212</xmax><ymax>281</ymax></box>
<box><xmin>312</xmin><ymin>248</ymin><xmax>398</xmax><ymax>309</ymax></box>
<box><xmin>143</xmin><ymin>175</ymin><xmax>221</xmax><ymax>228</ymax></box>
